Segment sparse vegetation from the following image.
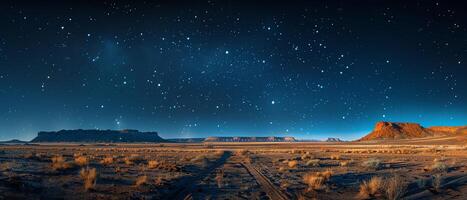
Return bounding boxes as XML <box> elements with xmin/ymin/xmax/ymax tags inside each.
<box><xmin>385</xmin><ymin>175</ymin><xmax>406</xmax><ymax>200</ymax></box>
<box><xmin>74</xmin><ymin>155</ymin><xmax>89</xmax><ymax>166</ymax></box>
<box><xmin>148</xmin><ymin>160</ymin><xmax>159</xmax><ymax>169</ymax></box>
<box><xmin>361</xmin><ymin>158</ymin><xmax>381</xmax><ymax>170</ymax></box>
<box><xmin>0</xmin><ymin>140</ymin><xmax>464</xmax><ymax>199</ymax></box>
<box><xmin>100</xmin><ymin>156</ymin><xmax>114</xmax><ymax>166</ymax></box>
<box><xmin>135</xmin><ymin>175</ymin><xmax>148</xmax><ymax>187</ymax></box>
<box><xmin>51</xmin><ymin>155</ymin><xmax>72</xmax><ymax>171</ymax></box>
<box><xmin>215</xmin><ymin>169</ymin><xmax>224</xmax><ymax>188</ymax></box>
<box><xmin>340</xmin><ymin>160</ymin><xmax>350</xmax><ymax>167</ymax></box>
<box><xmin>303</xmin><ymin>169</ymin><xmax>333</xmax><ymax>191</ymax></box>
<box><xmin>288</xmin><ymin>160</ymin><xmax>298</xmax><ymax>168</ymax></box>
<box><xmin>427</xmin><ymin>159</ymin><xmax>447</xmax><ymax>172</ymax></box>
<box><xmin>432</xmin><ymin>174</ymin><xmax>443</xmax><ymax>192</ymax></box>
<box><xmin>358</xmin><ymin>176</ymin><xmax>383</xmax><ymax>199</ymax></box>
<box><xmin>330</xmin><ymin>154</ymin><xmax>340</xmax><ymax>160</ymax></box>
<box><xmin>80</xmin><ymin>167</ymin><xmax>97</xmax><ymax>191</ymax></box>
<box><xmin>306</xmin><ymin>159</ymin><xmax>320</xmax><ymax>167</ymax></box>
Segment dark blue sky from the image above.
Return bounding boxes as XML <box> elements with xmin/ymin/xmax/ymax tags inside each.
<box><xmin>0</xmin><ymin>1</ymin><xmax>466</xmax><ymax>141</ymax></box>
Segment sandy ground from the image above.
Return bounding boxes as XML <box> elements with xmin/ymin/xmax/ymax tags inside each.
<box><xmin>0</xmin><ymin>141</ymin><xmax>466</xmax><ymax>199</ymax></box>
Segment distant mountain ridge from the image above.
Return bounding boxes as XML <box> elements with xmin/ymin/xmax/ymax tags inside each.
<box><xmin>359</xmin><ymin>121</ymin><xmax>467</xmax><ymax>141</ymax></box>
<box><xmin>31</xmin><ymin>129</ymin><xmax>165</xmax><ymax>143</ymax></box>
<box><xmin>167</xmin><ymin>138</ymin><xmax>205</xmax><ymax>143</ymax></box>
<box><xmin>325</xmin><ymin>137</ymin><xmax>344</xmax><ymax>142</ymax></box>
<box><xmin>204</xmin><ymin>136</ymin><xmax>296</xmax><ymax>142</ymax></box>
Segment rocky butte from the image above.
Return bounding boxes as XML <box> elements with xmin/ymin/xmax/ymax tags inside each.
<box><xmin>359</xmin><ymin>121</ymin><xmax>467</xmax><ymax>141</ymax></box>
<box><xmin>31</xmin><ymin>129</ymin><xmax>165</xmax><ymax>143</ymax></box>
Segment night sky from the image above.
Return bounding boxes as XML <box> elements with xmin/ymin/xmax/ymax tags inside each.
<box><xmin>0</xmin><ymin>1</ymin><xmax>466</xmax><ymax>141</ymax></box>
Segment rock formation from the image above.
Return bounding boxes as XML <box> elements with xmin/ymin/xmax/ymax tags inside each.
<box><xmin>31</xmin><ymin>129</ymin><xmax>165</xmax><ymax>143</ymax></box>
<box><xmin>325</xmin><ymin>138</ymin><xmax>344</xmax><ymax>142</ymax></box>
<box><xmin>359</xmin><ymin>121</ymin><xmax>467</xmax><ymax>141</ymax></box>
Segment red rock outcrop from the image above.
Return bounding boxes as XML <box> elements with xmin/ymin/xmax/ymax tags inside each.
<box><xmin>359</xmin><ymin>122</ymin><xmax>467</xmax><ymax>141</ymax></box>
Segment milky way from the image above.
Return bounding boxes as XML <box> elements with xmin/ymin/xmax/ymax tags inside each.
<box><xmin>0</xmin><ymin>1</ymin><xmax>466</xmax><ymax>140</ymax></box>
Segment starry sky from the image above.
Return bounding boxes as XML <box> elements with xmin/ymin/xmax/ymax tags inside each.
<box><xmin>0</xmin><ymin>1</ymin><xmax>466</xmax><ymax>141</ymax></box>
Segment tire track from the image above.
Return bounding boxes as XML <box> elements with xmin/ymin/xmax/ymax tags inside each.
<box><xmin>242</xmin><ymin>162</ymin><xmax>289</xmax><ymax>200</ymax></box>
<box><xmin>164</xmin><ymin>151</ymin><xmax>232</xmax><ymax>200</ymax></box>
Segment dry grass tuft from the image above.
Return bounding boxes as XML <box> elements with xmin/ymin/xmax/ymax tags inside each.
<box><xmin>278</xmin><ymin>166</ymin><xmax>287</xmax><ymax>172</ymax></box>
<box><xmin>235</xmin><ymin>149</ymin><xmax>248</xmax><ymax>156</ymax></box>
<box><xmin>385</xmin><ymin>175</ymin><xmax>406</xmax><ymax>200</ymax></box>
<box><xmin>51</xmin><ymin>155</ymin><xmax>73</xmax><ymax>171</ymax></box>
<box><xmin>74</xmin><ymin>156</ymin><xmax>89</xmax><ymax>167</ymax></box>
<box><xmin>361</xmin><ymin>158</ymin><xmax>381</xmax><ymax>170</ymax></box>
<box><xmin>135</xmin><ymin>175</ymin><xmax>148</xmax><ymax>187</ymax></box>
<box><xmin>100</xmin><ymin>156</ymin><xmax>114</xmax><ymax>166</ymax></box>
<box><xmin>288</xmin><ymin>160</ymin><xmax>298</xmax><ymax>168</ymax></box>
<box><xmin>148</xmin><ymin>160</ymin><xmax>159</xmax><ymax>169</ymax></box>
<box><xmin>330</xmin><ymin>154</ymin><xmax>340</xmax><ymax>160</ymax></box>
<box><xmin>303</xmin><ymin>169</ymin><xmax>333</xmax><ymax>191</ymax></box>
<box><xmin>427</xmin><ymin>160</ymin><xmax>447</xmax><ymax>172</ymax></box>
<box><xmin>358</xmin><ymin>176</ymin><xmax>383</xmax><ymax>199</ymax></box>
<box><xmin>431</xmin><ymin>174</ymin><xmax>443</xmax><ymax>192</ymax></box>
<box><xmin>301</xmin><ymin>152</ymin><xmax>314</xmax><ymax>160</ymax></box>
<box><xmin>215</xmin><ymin>169</ymin><xmax>224</xmax><ymax>188</ymax></box>
<box><xmin>80</xmin><ymin>167</ymin><xmax>97</xmax><ymax>191</ymax></box>
<box><xmin>340</xmin><ymin>160</ymin><xmax>350</xmax><ymax>167</ymax></box>
<box><xmin>306</xmin><ymin>159</ymin><xmax>320</xmax><ymax>167</ymax></box>
<box><xmin>154</xmin><ymin>177</ymin><xmax>163</xmax><ymax>186</ymax></box>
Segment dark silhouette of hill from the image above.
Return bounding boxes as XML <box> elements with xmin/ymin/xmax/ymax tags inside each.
<box><xmin>31</xmin><ymin>129</ymin><xmax>165</xmax><ymax>143</ymax></box>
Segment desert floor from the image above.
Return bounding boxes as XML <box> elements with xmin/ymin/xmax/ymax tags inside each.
<box><xmin>0</xmin><ymin>140</ymin><xmax>466</xmax><ymax>199</ymax></box>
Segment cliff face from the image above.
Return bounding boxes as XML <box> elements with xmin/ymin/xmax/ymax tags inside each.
<box><xmin>427</xmin><ymin>126</ymin><xmax>467</xmax><ymax>135</ymax></box>
<box><xmin>31</xmin><ymin>129</ymin><xmax>165</xmax><ymax>143</ymax></box>
<box><xmin>204</xmin><ymin>136</ymin><xmax>296</xmax><ymax>142</ymax></box>
<box><xmin>359</xmin><ymin>122</ymin><xmax>467</xmax><ymax>141</ymax></box>
<box><xmin>359</xmin><ymin>122</ymin><xmax>431</xmax><ymax>141</ymax></box>
<box><xmin>326</xmin><ymin>138</ymin><xmax>344</xmax><ymax>142</ymax></box>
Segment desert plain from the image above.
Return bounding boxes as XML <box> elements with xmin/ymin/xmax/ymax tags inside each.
<box><xmin>0</xmin><ymin>135</ymin><xmax>466</xmax><ymax>200</ymax></box>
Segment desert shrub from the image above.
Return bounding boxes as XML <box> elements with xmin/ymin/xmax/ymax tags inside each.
<box><xmin>0</xmin><ymin>161</ymin><xmax>14</xmax><ymax>173</ymax></box>
<box><xmin>301</xmin><ymin>153</ymin><xmax>314</xmax><ymax>160</ymax></box>
<box><xmin>340</xmin><ymin>161</ymin><xmax>350</xmax><ymax>167</ymax></box>
<box><xmin>124</xmin><ymin>156</ymin><xmax>134</xmax><ymax>165</ymax></box>
<box><xmin>303</xmin><ymin>170</ymin><xmax>333</xmax><ymax>191</ymax></box>
<box><xmin>80</xmin><ymin>167</ymin><xmax>97</xmax><ymax>191</ymax></box>
<box><xmin>235</xmin><ymin>149</ymin><xmax>248</xmax><ymax>156</ymax></box>
<box><xmin>280</xmin><ymin>180</ymin><xmax>290</xmax><ymax>190</ymax></box>
<box><xmin>361</xmin><ymin>158</ymin><xmax>381</xmax><ymax>170</ymax></box>
<box><xmin>100</xmin><ymin>156</ymin><xmax>114</xmax><ymax>166</ymax></box>
<box><xmin>330</xmin><ymin>154</ymin><xmax>340</xmax><ymax>160</ymax></box>
<box><xmin>358</xmin><ymin>176</ymin><xmax>383</xmax><ymax>199</ymax></box>
<box><xmin>51</xmin><ymin>155</ymin><xmax>72</xmax><ymax>171</ymax></box>
<box><xmin>278</xmin><ymin>166</ymin><xmax>287</xmax><ymax>172</ymax></box>
<box><xmin>154</xmin><ymin>177</ymin><xmax>163</xmax><ymax>186</ymax></box>
<box><xmin>431</xmin><ymin>174</ymin><xmax>443</xmax><ymax>192</ymax></box>
<box><xmin>306</xmin><ymin>159</ymin><xmax>320</xmax><ymax>167</ymax></box>
<box><xmin>148</xmin><ymin>160</ymin><xmax>159</xmax><ymax>169</ymax></box>
<box><xmin>74</xmin><ymin>156</ymin><xmax>89</xmax><ymax>166</ymax></box>
<box><xmin>288</xmin><ymin>160</ymin><xmax>298</xmax><ymax>168</ymax></box>
<box><xmin>149</xmin><ymin>161</ymin><xmax>180</xmax><ymax>172</ymax></box>
<box><xmin>215</xmin><ymin>170</ymin><xmax>224</xmax><ymax>188</ymax></box>
<box><xmin>135</xmin><ymin>175</ymin><xmax>148</xmax><ymax>187</ymax></box>
<box><xmin>428</xmin><ymin>160</ymin><xmax>447</xmax><ymax>172</ymax></box>
<box><xmin>244</xmin><ymin>156</ymin><xmax>252</xmax><ymax>164</ymax></box>
<box><xmin>385</xmin><ymin>176</ymin><xmax>406</xmax><ymax>200</ymax></box>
